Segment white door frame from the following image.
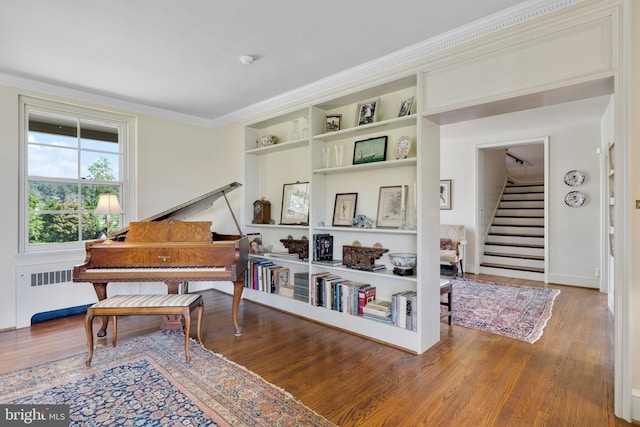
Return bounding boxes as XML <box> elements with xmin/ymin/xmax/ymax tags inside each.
<box><xmin>474</xmin><ymin>136</ymin><xmax>549</xmax><ymax>283</ymax></box>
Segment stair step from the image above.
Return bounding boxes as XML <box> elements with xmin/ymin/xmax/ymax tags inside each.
<box><xmin>502</xmin><ymin>193</ymin><xmax>544</xmax><ymax>201</ymax></box>
<box><xmin>490</xmin><ymin>225</ymin><xmax>544</xmax><ymax>236</ymax></box>
<box><xmin>478</xmin><ymin>265</ymin><xmax>545</xmax><ymax>281</ymax></box>
<box><xmin>480</xmin><ymin>262</ymin><xmax>544</xmax><ymax>273</ymax></box>
<box><xmin>489</xmin><ymin>232</ymin><xmax>545</xmax><ymax>238</ymax></box>
<box><xmin>486</xmin><ymin>234</ymin><xmax>544</xmax><ymax>245</ymax></box>
<box><xmin>482</xmin><ymin>255</ymin><xmax>544</xmax><ymax>269</ymax></box>
<box><xmin>485</xmin><ymin>244</ymin><xmax>544</xmax><ymax>257</ymax></box>
<box><xmin>484</xmin><ymin>251</ymin><xmax>544</xmax><ymax>260</ymax></box>
<box><xmin>504</xmin><ymin>185</ymin><xmax>544</xmax><ymax>194</ymax></box>
<box><xmin>485</xmin><ymin>241</ymin><xmax>544</xmax><ymax>249</ymax></box>
<box><xmin>499</xmin><ymin>200</ymin><xmax>544</xmax><ymax>209</ymax></box>
<box><xmin>496</xmin><ymin>208</ymin><xmax>544</xmax><ymax>217</ymax></box>
<box><xmin>493</xmin><ymin>217</ymin><xmax>544</xmax><ymax>226</ymax></box>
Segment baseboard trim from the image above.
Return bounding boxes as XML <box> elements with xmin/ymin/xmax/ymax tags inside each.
<box><xmin>546</xmin><ymin>273</ymin><xmax>600</xmax><ymax>288</ymax></box>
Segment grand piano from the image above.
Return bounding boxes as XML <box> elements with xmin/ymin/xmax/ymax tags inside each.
<box><xmin>73</xmin><ymin>182</ymin><xmax>248</xmax><ymax>337</ymax></box>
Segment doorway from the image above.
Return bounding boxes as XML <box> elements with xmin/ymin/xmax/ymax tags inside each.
<box><xmin>475</xmin><ymin>137</ymin><xmax>549</xmax><ymax>283</ymax></box>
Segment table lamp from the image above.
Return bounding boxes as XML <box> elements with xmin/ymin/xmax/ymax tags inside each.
<box><xmin>94</xmin><ymin>193</ymin><xmax>124</xmax><ymax>244</ymax></box>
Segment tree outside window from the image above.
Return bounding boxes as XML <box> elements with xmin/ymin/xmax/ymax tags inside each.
<box><xmin>22</xmin><ymin>98</ymin><xmax>130</xmax><ymax>250</ymax></box>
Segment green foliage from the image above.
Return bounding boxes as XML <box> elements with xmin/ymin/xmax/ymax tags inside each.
<box><xmin>28</xmin><ymin>157</ymin><xmax>119</xmax><ymax>245</ymax></box>
<box><xmin>87</xmin><ymin>157</ymin><xmax>115</xmax><ymax>180</ymax></box>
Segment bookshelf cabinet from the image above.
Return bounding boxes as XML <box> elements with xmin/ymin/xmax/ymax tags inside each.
<box><xmin>242</xmin><ymin>73</ymin><xmax>440</xmax><ymax>353</ymax></box>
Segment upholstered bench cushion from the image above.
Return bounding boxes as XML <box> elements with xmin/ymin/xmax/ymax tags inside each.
<box><xmin>91</xmin><ymin>294</ymin><xmax>201</xmax><ymax>309</ymax></box>
<box><xmin>85</xmin><ymin>293</ymin><xmax>204</xmax><ymax>367</ymax></box>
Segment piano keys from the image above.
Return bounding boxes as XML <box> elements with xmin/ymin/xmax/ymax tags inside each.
<box><xmin>73</xmin><ymin>182</ymin><xmax>248</xmax><ymax>338</ymax></box>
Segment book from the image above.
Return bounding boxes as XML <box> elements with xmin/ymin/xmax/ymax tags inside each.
<box><xmin>347</xmin><ymin>263</ymin><xmax>386</xmax><ymax>272</ymax></box>
<box><xmin>363</xmin><ymin>299</ymin><xmax>392</xmax><ymax>315</ymax></box>
<box><xmin>406</xmin><ymin>291</ymin><xmax>417</xmax><ymax>331</ymax></box>
<box><xmin>279</xmin><ymin>284</ymin><xmax>294</xmax><ymax>298</ymax></box>
<box><xmin>395</xmin><ymin>291</ymin><xmax>409</xmax><ymax>329</ymax></box>
<box><xmin>362</xmin><ymin>314</ymin><xmax>393</xmax><ymax>324</ymax></box>
<box><xmin>313</xmin><ymin>234</ymin><xmax>333</xmax><ymax>261</ymax></box>
<box><xmin>312</xmin><ymin>259</ymin><xmax>344</xmax><ymax>267</ymax></box>
<box><xmin>293</xmin><ymin>272</ymin><xmax>310</xmax><ymax>302</ymax></box>
<box><xmin>357</xmin><ymin>285</ymin><xmax>376</xmax><ymax>316</ymax></box>
<box><xmin>310</xmin><ymin>272</ymin><xmax>331</xmax><ymax>306</ymax></box>
<box><xmin>271</xmin><ymin>267</ymin><xmax>290</xmax><ymax>294</ymax></box>
<box><xmin>263</xmin><ymin>252</ymin><xmax>300</xmax><ymax>260</ymax></box>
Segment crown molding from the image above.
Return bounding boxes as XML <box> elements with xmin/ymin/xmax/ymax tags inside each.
<box><xmin>0</xmin><ymin>0</ymin><xmax>581</xmax><ymax>129</ymax></box>
<box><xmin>0</xmin><ymin>72</ymin><xmax>215</xmax><ymax>128</ymax></box>
<box><xmin>211</xmin><ymin>0</ymin><xmax>583</xmax><ymax>127</ymax></box>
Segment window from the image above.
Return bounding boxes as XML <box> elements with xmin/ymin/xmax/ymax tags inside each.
<box><xmin>19</xmin><ymin>97</ymin><xmax>133</xmax><ymax>252</ymax></box>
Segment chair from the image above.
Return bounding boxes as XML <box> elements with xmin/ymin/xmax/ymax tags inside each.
<box><xmin>440</xmin><ymin>224</ymin><xmax>467</xmax><ymax>277</ymax></box>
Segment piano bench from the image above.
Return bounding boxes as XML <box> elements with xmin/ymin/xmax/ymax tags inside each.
<box><xmin>84</xmin><ymin>294</ymin><xmax>204</xmax><ymax>367</ymax></box>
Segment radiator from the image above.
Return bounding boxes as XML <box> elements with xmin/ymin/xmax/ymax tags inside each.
<box><xmin>15</xmin><ymin>263</ymin><xmax>98</xmax><ymax>328</ymax></box>
<box><xmin>15</xmin><ymin>263</ymin><xmax>218</xmax><ymax>328</ymax></box>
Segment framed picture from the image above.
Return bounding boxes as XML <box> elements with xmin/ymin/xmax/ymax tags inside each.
<box><xmin>280</xmin><ymin>182</ymin><xmax>310</xmax><ymax>225</ymax></box>
<box><xmin>440</xmin><ymin>179</ymin><xmax>452</xmax><ymax>210</ymax></box>
<box><xmin>398</xmin><ymin>96</ymin><xmax>414</xmax><ymax>117</ymax></box>
<box><xmin>355</xmin><ymin>98</ymin><xmax>379</xmax><ymax>126</ymax></box>
<box><xmin>353</xmin><ymin>136</ymin><xmax>387</xmax><ymax>165</ymax></box>
<box><xmin>314</xmin><ymin>234</ymin><xmax>334</xmax><ymax>261</ymax></box>
<box><xmin>248</xmin><ymin>233</ymin><xmax>263</xmax><ymax>254</ymax></box>
<box><xmin>376</xmin><ymin>185</ymin><xmax>407</xmax><ymax>228</ymax></box>
<box><xmin>332</xmin><ymin>193</ymin><xmax>358</xmax><ymax>226</ymax></box>
<box><xmin>325</xmin><ymin>114</ymin><xmax>341</xmax><ymax>132</ymax></box>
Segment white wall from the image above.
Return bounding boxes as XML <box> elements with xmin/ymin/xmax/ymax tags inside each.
<box><xmin>0</xmin><ymin>84</ymin><xmax>21</xmax><ymax>328</ymax></box>
<box><xmin>479</xmin><ymin>146</ymin><xmax>509</xmax><ymax>258</ymax></box>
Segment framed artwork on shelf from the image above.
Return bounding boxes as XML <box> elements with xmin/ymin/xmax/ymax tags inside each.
<box><xmin>248</xmin><ymin>233</ymin><xmax>263</xmax><ymax>254</ymax></box>
<box><xmin>332</xmin><ymin>193</ymin><xmax>358</xmax><ymax>226</ymax></box>
<box><xmin>398</xmin><ymin>96</ymin><xmax>414</xmax><ymax>117</ymax></box>
<box><xmin>325</xmin><ymin>114</ymin><xmax>341</xmax><ymax>132</ymax></box>
<box><xmin>280</xmin><ymin>181</ymin><xmax>310</xmax><ymax>225</ymax></box>
<box><xmin>353</xmin><ymin>136</ymin><xmax>387</xmax><ymax>165</ymax></box>
<box><xmin>355</xmin><ymin>98</ymin><xmax>379</xmax><ymax>126</ymax></box>
<box><xmin>440</xmin><ymin>179</ymin><xmax>452</xmax><ymax>210</ymax></box>
<box><xmin>376</xmin><ymin>185</ymin><xmax>407</xmax><ymax>228</ymax></box>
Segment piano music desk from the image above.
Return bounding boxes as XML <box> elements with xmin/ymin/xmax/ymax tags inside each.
<box><xmin>84</xmin><ymin>294</ymin><xmax>203</xmax><ymax>367</ymax></box>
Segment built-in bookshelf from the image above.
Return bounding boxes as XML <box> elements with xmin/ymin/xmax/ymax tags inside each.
<box><xmin>242</xmin><ymin>73</ymin><xmax>440</xmax><ymax>353</ymax></box>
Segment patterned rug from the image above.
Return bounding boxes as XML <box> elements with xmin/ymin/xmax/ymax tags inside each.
<box><xmin>0</xmin><ymin>331</ymin><xmax>335</xmax><ymax>426</ymax></box>
<box><xmin>441</xmin><ymin>277</ymin><xmax>560</xmax><ymax>343</ymax></box>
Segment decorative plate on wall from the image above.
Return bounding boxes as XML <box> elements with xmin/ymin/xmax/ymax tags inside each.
<box><xmin>564</xmin><ymin>190</ymin><xmax>586</xmax><ymax>207</ymax></box>
<box><xmin>564</xmin><ymin>170</ymin><xmax>585</xmax><ymax>186</ymax></box>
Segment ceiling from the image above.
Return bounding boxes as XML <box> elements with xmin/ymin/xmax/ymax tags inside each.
<box><xmin>0</xmin><ymin>0</ymin><xmax>530</xmax><ymax>124</ymax></box>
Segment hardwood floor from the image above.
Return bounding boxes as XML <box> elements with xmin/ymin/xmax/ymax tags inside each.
<box><xmin>1</xmin><ymin>273</ymin><xmax>636</xmax><ymax>426</ymax></box>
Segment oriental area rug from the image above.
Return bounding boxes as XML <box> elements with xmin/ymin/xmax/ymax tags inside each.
<box><xmin>0</xmin><ymin>331</ymin><xmax>335</xmax><ymax>426</ymax></box>
<box><xmin>441</xmin><ymin>277</ymin><xmax>560</xmax><ymax>343</ymax></box>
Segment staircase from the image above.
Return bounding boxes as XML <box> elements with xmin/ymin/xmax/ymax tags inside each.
<box><xmin>479</xmin><ymin>183</ymin><xmax>545</xmax><ymax>281</ymax></box>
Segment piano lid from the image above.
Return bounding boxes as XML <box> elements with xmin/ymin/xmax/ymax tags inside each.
<box><xmin>114</xmin><ymin>181</ymin><xmax>242</xmax><ymax>236</ymax></box>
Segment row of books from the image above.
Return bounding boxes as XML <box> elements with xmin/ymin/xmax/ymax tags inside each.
<box><xmin>391</xmin><ymin>290</ymin><xmax>417</xmax><ymax>331</ymax></box>
<box><xmin>362</xmin><ymin>299</ymin><xmax>392</xmax><ymax>324</ymax></box>
<box><xmin>309</xmin><ymin>272</ymin><xmax>376</xmax><ymax>316</ymax></box>
<box><xmin>293</xmin><ymin>272</ymin><xmax>309</xmax><ymax>302</ymax></box>
<box><xmin>246</xmin><ymin>260</ymin><xmax>415</xmax><ymax>330</ymax></box>
<box><xmin>246</xmin><ymin>258</ymin><xmax>291</xmax><ymax>295</ymax></box>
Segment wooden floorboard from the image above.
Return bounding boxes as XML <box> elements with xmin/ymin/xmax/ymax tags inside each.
<box><xmin>0</xmin><ymin>273</ymin><xmax>636</xmax><ymax>426</ymax></box>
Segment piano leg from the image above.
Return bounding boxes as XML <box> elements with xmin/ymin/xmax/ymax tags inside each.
<box><xmin>92</xmin><ymin>282</ymin><xmax>109</xmax><ymax>338</ymax></box>
<box><xmin>232</xmin><ymin>271</ymin><xmax>245</xmax><ymax>336</ymax></box>
<box><xmin>161</xmin><ymin>281</ymin><xmax>186</xmax><ymax>331</ymax></box>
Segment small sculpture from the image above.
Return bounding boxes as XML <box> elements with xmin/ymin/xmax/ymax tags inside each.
<box><xmin>350</xmin><ymin>214</ymin><xmax>375</xmax><ymax>229</ymax></box>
